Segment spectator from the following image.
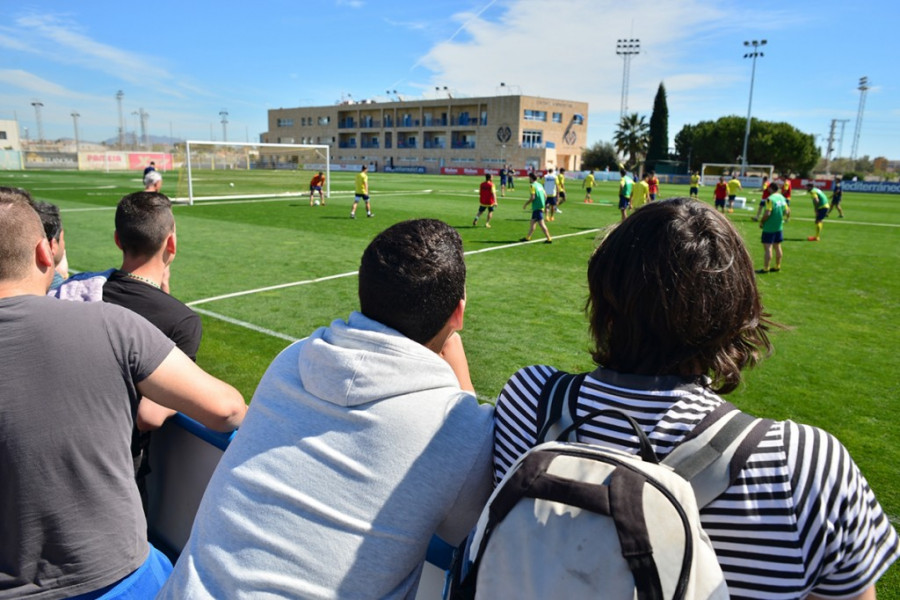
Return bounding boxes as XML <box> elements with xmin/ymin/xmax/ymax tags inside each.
<box><xmin>159</xmin><ymin>219</ymin><xmax>493</xmax><ymax>599</ymax></box>
<box><xmin>143</xmin><ymin>170</ymin><xmax>162</xmax><ymax>192</ymax></box>
<box><xmin>30</xmin><ymin>198</ymin><xmax>68</xmax><ymax>290</ymax></box>
<box><xmin>0</xmin><ymin>187</ymin><xmax>246</xmax><ymax>599</ymax></box>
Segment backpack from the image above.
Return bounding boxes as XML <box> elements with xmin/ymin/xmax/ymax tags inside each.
<box><xmin>451</xmin><ymin>371</ymin><xmax>772</xmax><ymax>600</ymax></box>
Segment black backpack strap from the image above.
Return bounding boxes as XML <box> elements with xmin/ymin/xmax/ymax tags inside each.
<box><xmin>663</xmin><ymin>403</ymin><xmax>773</xmax><ymax>507</ymax></box>
<box><xmin>535</xmin><ymin>371</ymin><xmax>586</xmax><ymax>443</ymax></box>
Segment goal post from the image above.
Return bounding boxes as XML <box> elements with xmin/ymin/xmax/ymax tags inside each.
<box><xmin>174</xmin><ymin>141</ymin><xmax>330</xmax><ymax>205</ymax></box>
<box><xmin>700</xmin><ymin>163</ymin><xmax>774</xmax><ymax>188</ymax></box>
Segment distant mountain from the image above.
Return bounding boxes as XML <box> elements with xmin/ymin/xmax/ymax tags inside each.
<box><xmin>101</xmin><ymin>135</ymin><xmax>183</xmax><ymax>147</ymax></box>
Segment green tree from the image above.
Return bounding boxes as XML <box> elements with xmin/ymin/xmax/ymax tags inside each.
<box><xmin>581</xmin><ymin>141</ymin><xmax>619</xmax><ymax>171</ymax></box>
<box><xmin>673</xmin><ymin>116</ymin><xmax>818</xmax><ymax>176</ymax></box>
<box><xmin>673</xmin><ymin>124</ymin><xmax>697</xmax><ymax>171</ymax></box>
<box><xmin>613</xmin><ymin>113</ymin><xmax>649</xmax><ymax>170</ymax></box>
<box><xmin>646</xmin><ymin>83</ymin><xmax>669</xmax><ymax>169</ymax></box>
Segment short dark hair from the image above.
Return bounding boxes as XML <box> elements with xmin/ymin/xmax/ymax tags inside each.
<box><xmin>0</xmin><ymin>187</ymin><xmax>44</xmax><ymax>280</ymax></box>
<box><xmin>485</xmin><ymin>174</ymin><xmax>492</xmax><ymax>181</ymax></box>
<box><xmin>586</xmin><ymin>197</ymin><xmax>771</xmax><ymax>393</ymax></box>
<box><xmin>115</xmin><ymin>192</ymin><xmax>175</xmax><ymax>257</ymax></box>
<box><xmin>32</xmin><ymin>201</ymin><xmax>63</xmax><ymax>241</ymax></box>
<box><xmin>359</xmin><ymin>219</ymin><xmax>466</xmax><ymax>345</ymax></box>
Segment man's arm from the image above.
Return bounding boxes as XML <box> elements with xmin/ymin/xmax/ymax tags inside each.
<box><xmin>136</xmin><ymin>398</ymin><xmax>177</xmax><ymax>431</ymax></box>
<box><xmin>759</xmin><ymin>208</ymin><xmax>771</xmax><ymax>228</ymax></box>
<box><xmin>137</xmin><ymin>347</ymin><xmax>246</xmax><ymax>432</ymax></box>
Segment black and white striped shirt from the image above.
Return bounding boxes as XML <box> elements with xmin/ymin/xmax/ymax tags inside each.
<box><xmin>493</xmin><ymin>365</ymin><xmax>899</xmax><ymax>599</ymax></box>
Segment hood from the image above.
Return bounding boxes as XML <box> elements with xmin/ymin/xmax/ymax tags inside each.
<box><xmin>297</xmin><ymin>312</ymin><xmax>460</xmax><ymax>407</ymax></box>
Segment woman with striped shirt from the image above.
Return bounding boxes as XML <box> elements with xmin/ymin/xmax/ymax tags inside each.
<box><xmin>493</xmin><ymin>198</ymin><xmax>898</xmax><ymax>599</ymax></box>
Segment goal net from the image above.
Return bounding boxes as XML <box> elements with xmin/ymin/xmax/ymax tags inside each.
<box><xmin>173</xmin><ymin>141</ymin><xmax>330</xmax><ymax>205</ymax></box>
<box><xmin>700</xmin><ymin>163</ymin><xmax>774</xmax><ymax>188</ymax></box>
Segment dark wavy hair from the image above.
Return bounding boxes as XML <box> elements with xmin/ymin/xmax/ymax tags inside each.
<box><xmin>586</xmin><ymin>197</ymin><xmax>771</xmax><ymax>393</ymax></box>
<box><xmin>359</xmin><ymin>219</ymin><xmax>465</xmax><ymax>345</ymax></box>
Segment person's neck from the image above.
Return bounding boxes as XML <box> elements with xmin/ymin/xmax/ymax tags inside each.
<box><xmin>119</xmin><ymin>257</ymin><xmax>166</xmax><ymax>288</ymax></box>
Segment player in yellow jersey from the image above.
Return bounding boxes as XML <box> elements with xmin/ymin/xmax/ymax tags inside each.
<box><xmin>806</xmin><ymin>182</ymin><xmax>830</xmax><ymax>241</ymax></box>
<box><xmin>726</xmin><ymin>175</ymin><xmax>742</xmax><ymax>213</ymax></box>
<box><xmin>582</xmin><ymin>169</ymin><xmax>596</xmax><ymax>203</ymax></box>
<box><xmin>556</xmin><ymin>168</ymin><xmax>567</xmax><ymax>212</ymax></box>
<box><xmin>634</xmin><ymin>173</ymin><xmax>651</xmax><ymax>206</ymax></box>
<box><xmin>351</xmin><ymin>165</ymin><xmax>373</xmax><ymax>219</ymax></box>
<box><xmin>689</xmin><ymin>171</ymin><xmax>700</xmax><ymax>199</ymax></box>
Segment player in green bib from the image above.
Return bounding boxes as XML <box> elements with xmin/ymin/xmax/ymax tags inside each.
<box><xmin>520</xmin><ymin>172</ymin><xmax>552</xmax><ymax>243</ymax></box>
<box><xmin>806</xmin><ymin>183</ymin><xmax>830</xmax><ymax>241</ymax></box>
<box><xmin>618</xmin><ymin>168</ymin><xmax>634</xmax><ymax>221</ymax></box>
<box><xmin>757</xmin><ymin>183</ymin><xmax>790</xmax><ymax>273</ymax></box>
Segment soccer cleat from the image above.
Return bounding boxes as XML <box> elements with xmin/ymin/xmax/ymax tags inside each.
<box><xmin>350</xmin><ymin>213</ymin><xmax>355</xmax><ymax>219</ymax></box>
<box><xmin>519</xmin><ymin>237</ymin><xmax>530</xmax><ymax>242</ymax></box>
<box><xmin>755</xmin><ymin>269</ymin><xmax>769</xmax><ymax>274</ymax></box>
<box><xmin>807</xmin><ymin>236</ymin><xmax>819</xmax><ymax>241</ymax></box>
<box><xmin>728</xmin><ymin>208</ymin><xmax>734</xmax><ymax>213</ymax></box>
<box><xmin>556</xmin><ymin>208</ymin><xmax>562</xmax><ymax>214</ymax></box>
<box><xmin>750</xmin><ymin>216</ymin><xmax>759</xmax><ymax>222</ymax></box>
<box><xmin>771</xmin><ymin>267</ymin><xmax>781</xmax><ymax>272</ymax></box>
<box><xmin>367</xmin><ymin>212</ymin><xmax>374</xmax><ymax>218</ymax></box>
<box><xmin>485</xmin><ymin>223</ymin><xmax>491</xmax><ymax>228</ymax></box>
<box><xmin>473</xmin><ymin>219</ymin><xmax>478</xmax><ymax>226</ymax></box>
<box><xmin>544</xmin><ymin>239</ymin><xmax>553</xmax><ymax>244</ymax></box>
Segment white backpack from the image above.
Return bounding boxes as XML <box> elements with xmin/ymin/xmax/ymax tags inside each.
<box><xmin>451</xmin><ymin>372</ymin><xmax>771</xmax><ymax>600</ymax></box>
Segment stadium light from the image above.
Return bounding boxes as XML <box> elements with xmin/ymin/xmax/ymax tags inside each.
<box><xmin>116</xmin><ymin>90</ymin><xmax>125</xmax><ymax>149</ymax></box>
<box><xmin>71</xmin><ymin>111</ymin><xmax>80</xmax><ymax>153</ymax></box>
<box><xmin>615</xmin><ymin>39</ymin><xmax>640</xmax><ymax>118</ymax></box>
<box><xmin>850</xmin><ymin>76</ymin><xmax>869</xmax><ymax>160</ymax></box>
<box><xmin>31</xmin><ymin>100</ymin><xmax>44</xmax><ymax>144</ymax></box>
<box><xmin>740</xmin><ymin>39</ymin><xmax>766</xmax><ymax>177</ymax></box>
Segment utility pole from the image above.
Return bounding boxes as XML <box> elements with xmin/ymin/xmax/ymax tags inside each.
<box><xmin>616</xmin><ymin>39</ymin><xmax>640</xmax><ymax>118</ymax></box>
<box><xmin>71</xmin><ymin>111</ymin><xmax>81</xmax><ymax>153</ymax></box>
<box><xmin>824</xmin><ymin>119</ymin><xmax>837</xmax><ymax>175</ymax></box>
<box><xmin>220</xmin><ymin>109</ymin><xmax>229</xmax><ymax>143</ymax></box>
<box><xmin>31</xmin><ymin>100</ymin><xmax>45</xmax><ymax>144</ymax></box>
<box><xmin>740</xmin><ymin>39</ymin><xmax>766</xmax><ymax>177</ymax></box>
<box><xmin>137</xmin><ymin>108</ymin><xmax>149</xmax><ymax>148</ymax></box>
<box><xmin>116</xmin><ymin>90</ymin><xmax>124</xmax><ymax>149</ymax></box>
<box><xmin>850</xmin><ymin>76</ymin><xmax>869</xmax><ymax>160</ymax></box>
<box><xmin>836</xmin><ymin>119</ymin><xmax>850</xmax><ymax>158</ymax></box>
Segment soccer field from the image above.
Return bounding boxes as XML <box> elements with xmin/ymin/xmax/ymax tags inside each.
<box><xmin>5</xmin><ymin>168</ymin><xmax>899</xmax><ymax>594</ymax></box>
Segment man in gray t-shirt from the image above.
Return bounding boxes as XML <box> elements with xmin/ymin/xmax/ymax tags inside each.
<box><xmin>0</xmin><ymin>189</ymin><xmax>247</xmax><ymax>599</ymax></box>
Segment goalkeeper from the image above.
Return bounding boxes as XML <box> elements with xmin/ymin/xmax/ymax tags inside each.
<box><xmin>309</xmin><ymin>171</ymin><xmax>326</xmax><ymax>206</ymax></box>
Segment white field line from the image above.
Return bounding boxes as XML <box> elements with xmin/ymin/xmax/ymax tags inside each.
<box><xmin>191</xmin><ymin>307</ymin><xmax>300</xmax><ymax>343</ymax></box>
<box><xmin>188</xmin><ymin>228</ymin><xmax>603</xmax><ymax>308</ymax></box>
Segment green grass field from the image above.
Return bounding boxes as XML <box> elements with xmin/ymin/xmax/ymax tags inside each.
<box><xmin>4</xmin><ymin>168</ymin><xmax>898</xmax><ymax>594</ymax></box>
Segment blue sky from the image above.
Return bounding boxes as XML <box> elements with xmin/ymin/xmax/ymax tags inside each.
<box><xmin>2</xmin><ymin>0</ymin><xmax>898</xmax><ymax>159</ymax></box>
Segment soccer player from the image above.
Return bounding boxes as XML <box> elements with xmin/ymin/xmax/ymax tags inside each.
<box><xmin>634</xmin><ymin>172</ymin><xmax>651</xmax><ymax>207</ymax></box>
<box><xmin>506</xmin><ymin>165</ymin><xmax>515</xmax><ymax>190</ymax></box>
<box><xmin>806</xmin><ymin>182</ymin><xmax>830</xmax><ymax>241</ymax></box>
<box><xmin>618</xmin><ymin>168</ymin><xmax>634</xmax><ymax>221</ymax></box>
<box><xmin>473</xmin><ymin>173</ymin><xmax>497</xmax><ymax>228</ymax></box>
<box><xmin>556</xmin><ymin>168</ymin><xmax>567</xmax><ymax>211</ymax></box>
<box><xmin>542</xmin><ymin>167</ymin><xmax>558</xmax><ymax>221</ymax></box>
<box><xmin>583</xmin><ymin>169</ymin><xmax>595</xmax><ymax>203</ymax></box>
<box><xmin>351</xmin><ymin>165</ymin><xmax>373</xmax><ymax>218</ymax></box>
<box><xmin>498</xmin><ymin>167</ymin><xmax>507</xmax><ymax>197</ymax></box>
<box><xmin>713</xmin><ymin>176</ymin><xmax>728</xmax><ymax>213</ymax></box>
<box><xmin>726</xmin><ymin>173</ymin><xmax>742</xmax><ymax>213</ymax></box>
<box><xmin>829</xmin><ymin>178</ymin><xmax>844</xmax><ymax>217</ymax></box>
<box><xmin>751</xmin><ymin>176</ymin><xmax>773</xmax><ymax>222</ymax></box>
<box><xmin>648</xmin><ymin>170</ymin><xmax>660</xmax><ymax>201</ymax></box>
<box><xmin>309</xmin><ymin>171</ymin><xmax>326</xmax><ymax>206</ymax></box>
<box><xmin>757</xmin><ymin>182</ymin><xmax>790</xmax><ymax>273</ymax></box>
<box><xmin>521</xmin><ymin>172</ymin><xmax>552</xmax><ymax>243</ymax></box>
<box><xmin>781</xmin><ymin>175</ymin><xmax>793</xmax><ymax>206</ymax></box>
<box><xmin>689</xmin><ymin>170</ymin><xmax>700</xmax><ymax>199</ymax></box>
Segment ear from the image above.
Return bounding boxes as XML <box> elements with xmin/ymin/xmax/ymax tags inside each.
<box><xmin>165</xmin><ymin>231</ymin><xmax>176</xmax><ymax>256</ymax></box>
<box><xmin>446</xmin><ymin>297</ymin><xmax>466</xmax><ymax>332</ymax></box>
<box><xmin>36</xmin><ymin>237</ymin><xmax>55</xmax><ymax>269</ymax></box>
<box><xmin>114</xmin><ymin>231</ymin><xmax>123</xmax><ymax>250</ymax></box>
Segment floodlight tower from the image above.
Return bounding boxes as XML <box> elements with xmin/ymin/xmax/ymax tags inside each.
<box><xmin>71</xmin><ymin>111</ymin><xmax>80</xmax><ymax>153</ymax></box>
<box><xmin>31</xmin><ymin>100</ymin><xmax>45</xmax><ymax>144</ymax></box>
<box><xmin>740</xmin><ymin>39</ymin><xmax>766</xmax><ymax>177</ymax></box>
<box><xmin>116</xmin><ymin>90</ymin><xmax>125</xmax><ymax>149</ymax></box>
<box><xmin>850</xmin><ymin>76</ymin><xmax>869</xmax><ymax>160</ymax></box>
<box><xmin>137</xmin><ymin>108</ymin><xmax>149</xmax><ymax>147</ymax></box>
<box><xmin>220</xmin><ymin>109</ymin><xmax>229</xmax><ymax>143</ymax></box>
<box><xmin>836</xmin><ymin>119</ymin><xmax>850</xmax><ymax>158</ymax></box>
<box><xmin>616</xmin><ymin>39</ymin><xmax>640</xmax><ymax>118</ymax></box>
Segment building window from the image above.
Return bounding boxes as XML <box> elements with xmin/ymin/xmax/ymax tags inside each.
<box><xmin>522</xmin><ymin>130</ymin><xmax>543</xmax><ymax>148</ymax></box>
<box><xmin>572</xmin><ymin>114</ymin><xmax>584</xmax><ymax>125</ymax></box>
<box><xmin>0</xmin><ymin>131</ymin><xmax>6</xmax><ymax>140</ymax></box>
<box><xmin>523</xmin><ymin>110</ymin><xmax>547</xmax><ymax>122</ymax></box>
<box><xmin>277</xmin><ymin>118</ymin><xmax>294</xmax><ymax>127</ymax></box>
<box><xmin>552</xmin><ymin>112</ymin><xmax>563</xmax><ymax>123</ymax></box>
<box><xmin>318</xmin><ymin>116</ymin><xmax>331</xmax><ymax>125</ymax></box>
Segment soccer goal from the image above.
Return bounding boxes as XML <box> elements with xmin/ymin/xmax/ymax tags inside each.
<box><xmin>174</xmin><ymin>141</ymin><xmax>330</xmax><ymax>205</ymax></box>
<box><xmin>700</xmin><ymin>163</ymin><xmax>773</xmax><ymax>188</ymax></box>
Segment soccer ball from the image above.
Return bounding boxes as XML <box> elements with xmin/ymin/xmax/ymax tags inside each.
<box><xmin>229</xmin><ymin>182</ymin><xmax>234</xmax><ymax>187</ymax></box>
<box><xmin>314</xmin><ymin>199</ymin><xmax>321</xmax><ymax>206</ymax></box>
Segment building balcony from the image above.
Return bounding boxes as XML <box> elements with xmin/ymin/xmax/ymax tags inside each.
<box><xmin>451</xmin><ymin>141</ymin><xmax>476</xmax><ymax>149</ymax></box>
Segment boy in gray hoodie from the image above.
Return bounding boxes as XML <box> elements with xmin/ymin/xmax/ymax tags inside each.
<box><xmin>160</xmin><ymin>218</ymin><xmax>493</xmax><ymax>599</ymax></box>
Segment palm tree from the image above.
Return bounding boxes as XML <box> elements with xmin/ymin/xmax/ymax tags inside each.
<box><xmin>613</xmin><ymin>113</ymin><xmax>650</xmax><ymax>170</ymax></box>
